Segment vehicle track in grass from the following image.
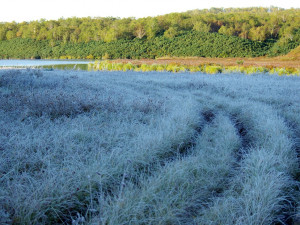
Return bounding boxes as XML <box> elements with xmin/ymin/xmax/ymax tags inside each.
<box><xmin>100</xmin><ymin>114</ymin><xmax>241</xmax><ymax>224</ymax></box>
<box><xmin>192</xmin><ymin>93</ymin><xmax>298</xmax><ymax>224</ymax></box>
<box><xmin>1</xmin><ymin>70</ymin><xmax>299</xmax><ymax>224</ymax></box>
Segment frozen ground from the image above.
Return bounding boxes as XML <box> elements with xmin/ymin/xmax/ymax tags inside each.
<box><xmin>0</xmin><ymin>69</ymin><xmax>299</xmax><ymax>224</ymax></box>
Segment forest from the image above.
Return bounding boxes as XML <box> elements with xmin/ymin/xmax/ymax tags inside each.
<box><xmin>0</xmin><ymin>7</ymin><xmax>299</xmax><ymax>59</ymax></box>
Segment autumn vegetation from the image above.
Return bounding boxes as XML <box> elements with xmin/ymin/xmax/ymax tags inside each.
<box><xmin>0</xmin><ymin>7</ymin><xmax>299</xmax><ymax>59</ymax></box>
<box><xmin>88</xmin><ymin>60</ymin><xmax>300</xmax><ymax>75</ymax></box>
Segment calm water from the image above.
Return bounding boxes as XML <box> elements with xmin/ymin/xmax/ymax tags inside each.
<box><xmin>0</xmin><ymin>59</ymin><xmax>93</xmax><ymax>67</ymax></box>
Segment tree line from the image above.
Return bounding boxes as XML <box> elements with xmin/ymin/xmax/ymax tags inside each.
<box><xmin>0</xmin><ymin>31</ymin><xmax>279</xmax><ymax>59</ymax></box>
<box><xmin>1</xmin><ymin>7</ymin><xmax>299</xmax><ymax>43</ymax></box>
<box><xmin>0</xmin><ymin>7</ymin><xmax>299</xmax><ymax>59</ymax></box>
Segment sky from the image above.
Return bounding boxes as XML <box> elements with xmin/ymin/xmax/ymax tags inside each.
<box><xmin>1</xmin><ymin>0</ymin><xmax>300</xmax><ymax>22</ymax></box>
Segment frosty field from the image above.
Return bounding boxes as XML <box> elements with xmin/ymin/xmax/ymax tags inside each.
<box><xmin>0</xmin><ymin>69</ymin><xmax>299</xmax><ymax>224</ymax></box>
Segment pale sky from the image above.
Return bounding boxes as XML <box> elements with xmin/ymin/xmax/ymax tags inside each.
<box><xmin>1</xmin><ymin>0</ymin><xmax>300</xmax><ymax>22</ymax></box>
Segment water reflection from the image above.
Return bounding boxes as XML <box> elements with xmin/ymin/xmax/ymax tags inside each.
<box><xmin>41</xmin><ymin>64</ymin><xmax>89</xmax><ymax>70</ymax></box>
<box><xmin>0</xmin><ymin>60</ymin><xmax>92</xmax><ymax>69</ymax></box>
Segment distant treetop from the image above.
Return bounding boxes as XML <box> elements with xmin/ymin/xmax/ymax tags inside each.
<box><xmin>0</xmin><ymin>7</ymin><xmax>299</xmax><ymax>43</ymax></box>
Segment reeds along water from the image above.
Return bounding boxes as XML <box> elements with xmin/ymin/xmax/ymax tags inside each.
<box><xmin>89</xmin><ymin>60</ymin><xmax>300</xmax><ymax>75</ymax></box>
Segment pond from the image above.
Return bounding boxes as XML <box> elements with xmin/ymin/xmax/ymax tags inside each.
<box><xmin>0</xmin><ymin>59</ymin><xmax>93</xmax><ymax>70</ymax></box>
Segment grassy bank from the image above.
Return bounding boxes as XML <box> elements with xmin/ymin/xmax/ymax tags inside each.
<box><xmin>89</xmin><ymin>60</ymin><xmax>300</xmax><ymax>75</ymax></box>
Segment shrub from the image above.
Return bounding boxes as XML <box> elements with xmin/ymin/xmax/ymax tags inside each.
<box><xmin>188</xmin><ymin>66</ymin><xmax>201</xmax><ymax>72</ymax></box>
<box><xmin>204</xmin><ymin>65</ymin><xmax>222</xmax><ymax>74</ymax></box>
<box><xmin>236</xmin><ymin>60</ymin><xmax>244</xmax><ymax>65</ymax></box>
<box><xmin>156</xmin><ymin>65</ymin><xmax>166</xmax><ymax>72</ymax></box>
<box><xmin>123</xmin><ymin>63</ymin><xmax>135</xmax><ymax>71</ymax></box>
<box><xmin>86</xmin><ymin>54</ymin><xmax>94</xmax><ymax>60</ymax></box>
<box><xmin>102</xmin><ymin>52</ymin><xmax>111</xmax><ymax>60</ymax></box>
<box><xmin>224</xmin><ymin>66</ymin><xmax>241</xmax><ymax>73</ymax></box>
<box><xmin>140</xmin><ymin>64</ymin><xmax>150</xmax><ymax>72</ymax></box>
<box><xmin>149</xmin><ymin>64</ymin><xmax>158</xmax><ymax>71</ymax></box>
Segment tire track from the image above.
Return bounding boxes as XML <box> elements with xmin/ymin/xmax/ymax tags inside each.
<box><xmin>100</xmin><ymin>114</ymin><xmax>241</xmax><ymax>224</ymax></box>
<box><xmin>194</xmin><ymin>100</ymin><xmax>298</xmax><ymax>225</ymax></box>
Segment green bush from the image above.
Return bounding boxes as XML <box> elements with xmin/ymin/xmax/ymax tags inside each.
<box><xmin>140</xmin><ymin>64</ymin><xmax>151</xmax><ymax>72</ymax></box>
<box><xmin>205</xmin><ymin>66</ymin><xmax>223</xmax><ymax>74</ymax></box>
<box><xmin>123</xmin><ymin>63</ymin><xmax>135</xmax><ymax>71</ymax></box>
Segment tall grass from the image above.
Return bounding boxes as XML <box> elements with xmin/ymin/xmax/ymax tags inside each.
<box><xmin>0</xmin><ymin>69</ymin><xmax>200</xmax><ymax>223</ymax></box>
<box><xmin>195</xmin><ymin>102</ymin><xmax>298</xmax><ymax>224</ymax></box>
<box><xmin>100</xmin><ymin>114</ymin><xmax>241</xmax><ymax>224</ymax></box>
<box><xmin>90</xmin><ymin>60</ymin><xmax>300</xmax><ymax>75</ymax></box>
<box><xmin>0</xmin><ymin>69</ymin><xmax>299</xmax><ymax>224</ymax></box>
<box><xmin>188</xmin><ymin>78</ymin><xmax>299</xmax><ymax>224</ymax></box>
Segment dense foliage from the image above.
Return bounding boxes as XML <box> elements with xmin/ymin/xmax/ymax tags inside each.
<box><xmin>0</xmin><ymin>31</ymin><xmax>275</xmax><ymax>59</ymax></box>
<box><xmin>267</xmin><ymin>29</ymin><xmax>300</xmax><ymax>56</ymax></box>
<box><xmin>0</xmin><ymin>7</ymin><xmax>299</xmax><ymax>59</ymax></box>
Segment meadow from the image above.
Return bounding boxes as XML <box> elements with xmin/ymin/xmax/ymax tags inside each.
<box><xmin>0</xmin><ymin>69</ymin><xmax>299</xmax><ymax>224</ymax></box>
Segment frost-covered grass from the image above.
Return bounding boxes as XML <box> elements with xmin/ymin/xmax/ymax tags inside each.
<box><xmin>194</xmin><ymin>103</ymin><xmax>298</xmax><ymax>224</ymax></box>
<box><xmin>100</xmin><ymin>114</ymin><xmax>241</xmax><ymax>224</ymax></box>
<box><xmin>0</xmin><ymin>69</ymin><xmax>299</xmax><ymax>224</ymax></box>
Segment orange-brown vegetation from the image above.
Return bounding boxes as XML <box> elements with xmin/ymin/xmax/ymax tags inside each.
<box><xmin>113</xmin><ymin>55</ymin><xmax>300</xmax><ymax>69</ymax></box>
<box><xmin>280</xmin><ymin>46</ymin><xmax>300</xmax><ymax>61</ymax></box>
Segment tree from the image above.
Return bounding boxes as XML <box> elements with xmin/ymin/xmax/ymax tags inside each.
<box><xmin>249</xmin><ymin>26</ymin><xmax>267</xmax><ymax>41</ymax></box>
<box><xmin>103</xmin><ymin>28</ymin><xmax>117</xmax><ymax>42</ymax></box>
<box><xmin>0</xmin><ymin>26</ymin><xmax>7</xmax><ymax>40</ymax></box>
<box><xmin>164</xmin><ymin>26</ymin><xmax>179</xmax><ymax>38</ymax></box>
<box><xmin>28</xmin><ymin>21</ymin><xmax>40</xmax><ymax>39</ymax></box>
<box><xmin>6</xmin><ymin>30</ymin><xmax>16</xmax><ymax>40</ymax></box>
<box><xmin>70</xmin><ymin>28</ymin><xmax>81</xmax><ymax>42</ymax></box>
<box><xmin>113</xmin><ymin>18</ymin><xmax>134</xmax><ymax>40</ymax></box>
<box><xmin>218</xmin><ymin>25</ymin><xmax>235</xmax><ymax>36</ymax></box>
<box><xmin>37</xmin><ymin>27</ymin><xmax>48</xmax><ymax>40</ymax></box>
<box><xmin>280</xmin><ymin>26</ymin><xmax>297</xmax><ymax>41</ymax></box>
<box><xmin>133</xmin><ymin>19</ymin><xmax>146</xmax><ymax>39</ymax></box>
<box><xmin>4</xmin><ymin>22</ymin><xmax>17</xmax><ymax>40</ymax></box>
<box><xmin>146</xmin><ymin>18</ymin><xmax>160</xmax><ymax>39</ymax></box>
<box><xmin>266</xmin><ymin>16</ymin><xmax>279</xmax><ymax>38</ymax></box>
<box><xmin>239</xmin><ymin>23</ymin><xmax>251</xmax><ymax>39</ymax></box>
<box><xmin>193</xmin><ymin>21</ymin><xmax>211</xmax><ymax>33</ymax></box>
